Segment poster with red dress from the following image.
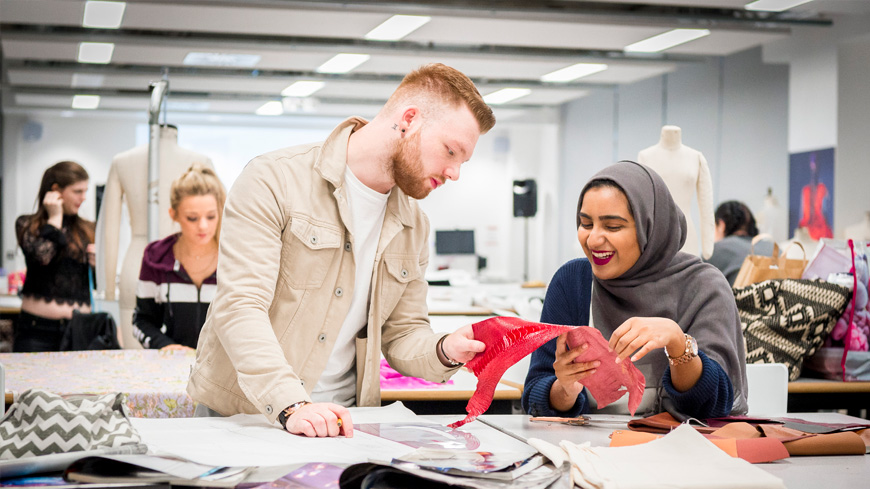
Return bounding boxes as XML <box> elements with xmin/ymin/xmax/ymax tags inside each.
<box><xmin>789</xmin><ymin>148</ymin><xmax>835</xmax><ymax>240</ymax></box>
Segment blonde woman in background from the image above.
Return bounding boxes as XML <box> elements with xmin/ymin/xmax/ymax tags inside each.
<box><xmin>133</xmin><ymin>163</ymin><xmax>226</xmax><ymax>350</ymax></box>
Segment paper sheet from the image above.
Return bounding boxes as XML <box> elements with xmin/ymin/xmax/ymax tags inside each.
<box><xmin>130</xmin><ymin>403</ymin><xmax>421</xmax><ymax>467</ymax></box>
<box><xmin>560</xmin><ymin>424</ymin><xmax>786</xmax><ymax>489</ymax></box>
<box><xmin>129</xmin><ymin>402</ymin><xmax>535</xmax><ymax>468</ymax></box>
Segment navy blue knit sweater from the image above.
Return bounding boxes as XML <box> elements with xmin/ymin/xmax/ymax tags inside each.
<box><xmin>522</xmin><ymin>258</ymin><xmax>734</xmax><ymax>419</ymax></box>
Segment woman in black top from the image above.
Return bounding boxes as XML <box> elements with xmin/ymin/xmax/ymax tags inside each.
<box><xmin>15</xmin><ymin>161</ymin><xmax>95</xmax><ymax>352</ymax></box>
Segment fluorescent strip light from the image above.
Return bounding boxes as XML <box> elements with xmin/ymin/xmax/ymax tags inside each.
<box><xmin>83</xmin><ymin>1</ymin><xmax>126</xmax><ymax>28</ymax></box>
<box><xmin>483</xmin><ymin>88</ymin><xmax>532</xmax><ymax>105</ymax></box>
<box><xmin>625</xmin><ymin>29</ymin><xmax>711</xmax><ymax>53</ymax></box>
<box><xmin>745</xmin><ymin>0</ymin><xmax>814</xmax><ymax>12</ymax></box>
<box><xmin>281</xmin><ymin>81</ymin><xmax>325</xmax><ymax>97</ymax></box>
<box><xmin>256</xmin><ymin>101</ymin><xmax>284</xmax><ymax>116</ymax></box>
<box><xmin>316</xmin><ymin>54</ymin><xmax>370</xmax><ymax>74</ymax></box>
<box><xmin>72</xmin><ymin>95</ymin><xmax>100</xmax><ymax>109</ymax></box>
<box><xmin>183</xmin><ymin>52</ymin><xmax>261</xmax><ymax>67</ymax></box>
<box><xmin>365</xmin><ymin>15</ymin><xmax>431</xmax><ymax>41</ymax></box>
<box><xmin>541</xmin><ymin>63</ymin><xmax>608</xmax><ymax>83</ymax></box>
<box><xmin>78</xmin><ymin>42</ymin><xmax>115</xmax><ymax>64</ymax></box>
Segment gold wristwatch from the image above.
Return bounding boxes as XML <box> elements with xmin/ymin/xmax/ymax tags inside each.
<box><xmin>665</xmin><ymin>334</ymin><xmax>698</xmax><ymax>366</ymax></box>
<box><xmin>277</xmin><ymin>400</ymin><xmax>311</xmax><ymax>428</ymax></box>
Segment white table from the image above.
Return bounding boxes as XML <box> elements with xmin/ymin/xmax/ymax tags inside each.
<box><xmin>476</xmin><ymin>413</ymin><xmax>870</xmax><ymax>489</ymax></box>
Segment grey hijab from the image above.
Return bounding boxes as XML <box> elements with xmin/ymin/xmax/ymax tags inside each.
<box><xmin>579</xmin><ymin>161</ymin><xmax>747</xmax><ymax>415</ymax></box>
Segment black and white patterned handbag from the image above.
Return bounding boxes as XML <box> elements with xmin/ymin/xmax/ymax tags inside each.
<box><xmin>0</xmin><ymin>389</ymin><xmax>141</xmax><ymax>459</ymax></box>
<box><xmin>735</xmin><ymin>278</ymin><xmax>851</xmax><ymax>381</ymax></box>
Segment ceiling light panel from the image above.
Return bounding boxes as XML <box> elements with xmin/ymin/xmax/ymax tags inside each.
<box><xmin>745</xmin><ymin>0</ymin><xmax>814</xmax><ymax>12</ymax></box>
<box><xmin>83</xmin><ymin>1</ymin><xmax>126</xmax><ymax>29</ymax></box>
<box><xmin>316</xmin><ymin>54</ymin><xmax>371</xmax><ymax>74</ymax></box>
<box><xmin>281</xmin><ymin>81</ymin><xmax>325</xmax><ymax>97</ymax></box>
<box><xmin>624</xmin><ymin>29</ymin><xmax>711</xmax><ymax>53</ymax></box>
<box><xmin>183</xmin><ymin>52</ymin><xmax>261</xmax><ymax>67</ymax></box>
<box><xmin>72</xmin><ymin>95</ymin><xmax>101</xmax><ymax>109</ymax></box>
<box><xmin>255</xmin><ymin>101</ymin><xmax>284</xmax><ymax>116</ymax></box>
<box><xmin>483</xmin><ymin>88</ymin><xmax>532</xmax><ymax>105</ymax></box>
<box><xmin>77</xmin><ymin>42</ymin><xmax>115</xmax><ymax>64</ymax></box>
<box><xmin>365</xmin><ymin>15</ymin><xmax>431</xmax><ymax>41</ymax></box>
<box><xmin>541</xmin><ymin>63</ymin><xmax>608</xmax><ymax>83</ymax></box>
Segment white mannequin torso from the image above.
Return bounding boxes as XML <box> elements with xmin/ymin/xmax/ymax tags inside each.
<box><xmin>756</xmin><ymin>189</ymin><xmax>787</xmax><ymax>244</ymax></box>
<box><xmin>95</xmin><ymin>126</ymin><xmax>213</xmax><ymax>348</ymax></box>
<box><xmin>637</xmin><ymin>125</ymin><xmax>715</xmax><ymax>259</ymax></box>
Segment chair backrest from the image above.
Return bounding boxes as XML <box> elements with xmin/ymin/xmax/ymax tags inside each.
<box><xmin>745</xmin><ymin>363</ymin><xmax>788</xmax><ymax>415</ymax></box>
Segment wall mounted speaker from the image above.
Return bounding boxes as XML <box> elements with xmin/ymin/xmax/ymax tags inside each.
<box><xmin>513</xmin><ymin>179</ymin><xmax>537</xmax><ymax>217</ymax></box>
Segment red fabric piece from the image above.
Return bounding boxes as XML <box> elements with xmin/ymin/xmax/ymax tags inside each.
<box><xmin>566</xmin><ymin>326</ymin><xmax>646</xmax><ymax>415</ymax></box>
<box><xmin>448</xmin><ymin>317</ymin><xmax>574</xmax><ymax>428</ymax></box>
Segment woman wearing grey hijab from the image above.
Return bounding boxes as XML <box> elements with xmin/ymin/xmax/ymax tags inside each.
<box><xmin>523</xmin><ymin>161</ymin><xmax>747</xmax><ymax>418</ymax></box>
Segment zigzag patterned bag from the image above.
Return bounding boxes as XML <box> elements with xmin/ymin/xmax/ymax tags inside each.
<box><xmin>735</xmin><ymin>278</ymin><xmax>851</xmax><ymax>381</ymax></box>
<box><xmin>0</xmin><ymin>389</ymin><xmax>141</xmax><ymax>459</ymax></box>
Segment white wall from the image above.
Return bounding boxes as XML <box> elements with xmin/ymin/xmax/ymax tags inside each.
<box><xmin>419</xmin><ymin>113</ymin><xmax>561</xmax><ymax>283</ymax></box>
<box><xmin>2</xmin><ymin>111</ymin><xmax>558</xmax><ymax>283</ymax></box>
<box><xmin>2</xmin><ymin>113</ymin><xmax>139</xmax><ymax>269</ymax></box>
<box><xmin>556</xmin><ymin>47</ymin><xmax>789</xmax><ymax>269</ymax></box>
<box><xmin>836</xmin><ymin>32</ymin><xmax>870</xmax><ymax>235</ymax></box>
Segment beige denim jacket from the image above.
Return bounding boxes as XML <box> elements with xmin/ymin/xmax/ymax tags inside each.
<box><xmin>187</xmin><ymin>118</ymin><xmax>459</xmax><ymax>422</ymax></box>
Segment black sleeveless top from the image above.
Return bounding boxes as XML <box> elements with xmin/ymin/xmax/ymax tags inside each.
<box><xmin>15</xmin><ymin>214</ymin><xmax>94</xmax><ymax>307</ymax></box>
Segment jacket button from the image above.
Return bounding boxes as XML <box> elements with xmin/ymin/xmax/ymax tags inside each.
<box><xmin>300</xmin><ymin>380</ymin><xmax>305</xmax><ymax>386</ymax></box>
<box><xmin>401</xmin><ymin>269</ymin><xmax>408</xmax><ymax>278</ymax></box>
<box><xmin>345</xmin><ymin>242</ymin><xmax>351</xmax><ymax>252</ymax></box>
<box><xmin>265</xmin><ymin>405</ymin><xmax>273</xmax><ymax>414</ymax></box>
<box><xmin>318</xmin><ymin>333</ymin><xmax>327</xmax><ymax>342</ymax></box>
<box><xmin>335</xmin><ymin>287</ymin><xmax>343</xmax><ymax>297</ymax></box>
<box><xmin>310</xmin><ymin>235</ymin><xmax>318</xmax><ymax>244</ymax></box>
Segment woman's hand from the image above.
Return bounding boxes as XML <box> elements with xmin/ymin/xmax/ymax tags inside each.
<box><xmin>285</xmin><ymin>402</ymin><xmax>353</xmax><ymax>438</ymax></box>
<box><xmin>608</xmin><ymin>317</ymin><xmax>685</xmax><ymax>364</ymax></box>
<box><xmin>43</xmin><ymin>191</ymin><xmax>64</xmax><ymax>225</ymax></box>
<box><xmin>550</xmin><ymin>333</ymin><xmax>599</xmax><ymax>411</ymax></box>
<box><xmin>440</xmin><ymin>325</ymin><xmax>486</xmax><ymax>365</ymax></box>
<box><xmin>86</xmin><ymin>243</ymin><xmax>96</xmax><ymax>267</ymax></box>
<box><xmin>160</xmin><ymin>344</ymin><xmax>194</xmax><ymax>352</ymax></box>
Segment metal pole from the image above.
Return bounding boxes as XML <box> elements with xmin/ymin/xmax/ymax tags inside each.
<box><xmin>147</xmin><ymin>78</ymin><xmax>168</xmax><ymax>242</ymax></box>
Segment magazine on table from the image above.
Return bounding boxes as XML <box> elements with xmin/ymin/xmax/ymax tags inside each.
<box><xmin>63</xmin><ymin>453</ymin><xmax>254</xmax><ymax>487</ymax></box>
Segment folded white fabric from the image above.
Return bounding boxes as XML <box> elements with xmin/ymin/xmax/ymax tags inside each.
<box><xmin>559</xmin><ymin>424</ymin><xmax>786</xmax><ymax>489</ymax></box>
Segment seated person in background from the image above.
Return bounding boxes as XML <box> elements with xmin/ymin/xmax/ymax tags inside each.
<box><xmin>133</xmin><ymin>163</ymin><xmax>226</xmax><ymax>350</ymax></box>
<box><xmin>523</xmin><ymin>161</ymin><xmax>747</xmax><ymax>420</ymax></box>
<box><xmin>706</xmin><ymin>200</ymin><xmax>774</xmax><ymax>286</ymax></box>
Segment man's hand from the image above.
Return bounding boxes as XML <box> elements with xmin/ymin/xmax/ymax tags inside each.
<box><xmin>160</xmin><ymin>344</ymin><xmax>194</xmax><ymax>352</ymax></box>
<box><xmin>284</xmin><ymin>402</ymin><xmax>353</xmax><ymax>438</ymax></box>
<box><xmin>440</xmin><ymin>324</ymin><xmax>486</xmax><ymax>365</ymax></box>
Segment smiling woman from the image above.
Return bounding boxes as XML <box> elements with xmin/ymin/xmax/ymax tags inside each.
<box><xmin>523</xmin><ymin>160</ymin><xmax>748</xmax><ymax>421</ymax></box>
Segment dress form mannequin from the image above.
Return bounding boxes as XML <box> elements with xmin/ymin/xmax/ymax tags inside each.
<box><xmin>756</xmin><ymin>187</ymin><xmax>787</xmax><ymax>244</ymax></box>
<box><xmin>95</xmin><ymin>126</ymin><xmax>213</xmax><ymax>348</ymax></box>
<box><xmin>637</xmin><ymin>125</ymin><xmax>715</xmax><ymax>259</ymax></box>
<box><xmin>784</xmin><ymin>226</ymin><xmax>818</xmax><ymax>259</ymax></box>
<box><xmin>845</xmin><ymin>211</ymin><xmax>870</xmax><ymax>242</ymax></box>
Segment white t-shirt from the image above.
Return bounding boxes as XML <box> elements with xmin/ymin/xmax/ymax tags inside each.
<box><xmin>311</xmin><ymin>167</ymin><xmax>389</xmax><ymax>406</ymax></box>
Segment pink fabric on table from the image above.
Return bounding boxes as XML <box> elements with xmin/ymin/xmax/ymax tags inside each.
<box><xmin>379</xmin><ymin>358</ymin><xmax>453</xmax><ymax>389</ymax></box>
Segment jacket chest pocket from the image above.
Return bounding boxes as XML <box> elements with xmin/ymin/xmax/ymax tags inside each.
<box><xmin>281</xmin><ymin>217</ymin><xmax>342</xmax><ymax>289</ymax></box>
<box><xmin>379</xmin><ymin>255</ymin><xmax>421</xmax><ymax>317</ymax></box>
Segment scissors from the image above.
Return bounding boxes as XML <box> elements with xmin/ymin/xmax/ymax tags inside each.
<box><xmin>530</xmin><ymin>416</ymin><xmax>628</xmax><ymax>427</ymax></box>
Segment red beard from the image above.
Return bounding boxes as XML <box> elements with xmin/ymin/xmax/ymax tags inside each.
<box><xmin>390</xmin><ymin>130</ymin><xmax>437</xmax><ymax>199</ymax></box>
